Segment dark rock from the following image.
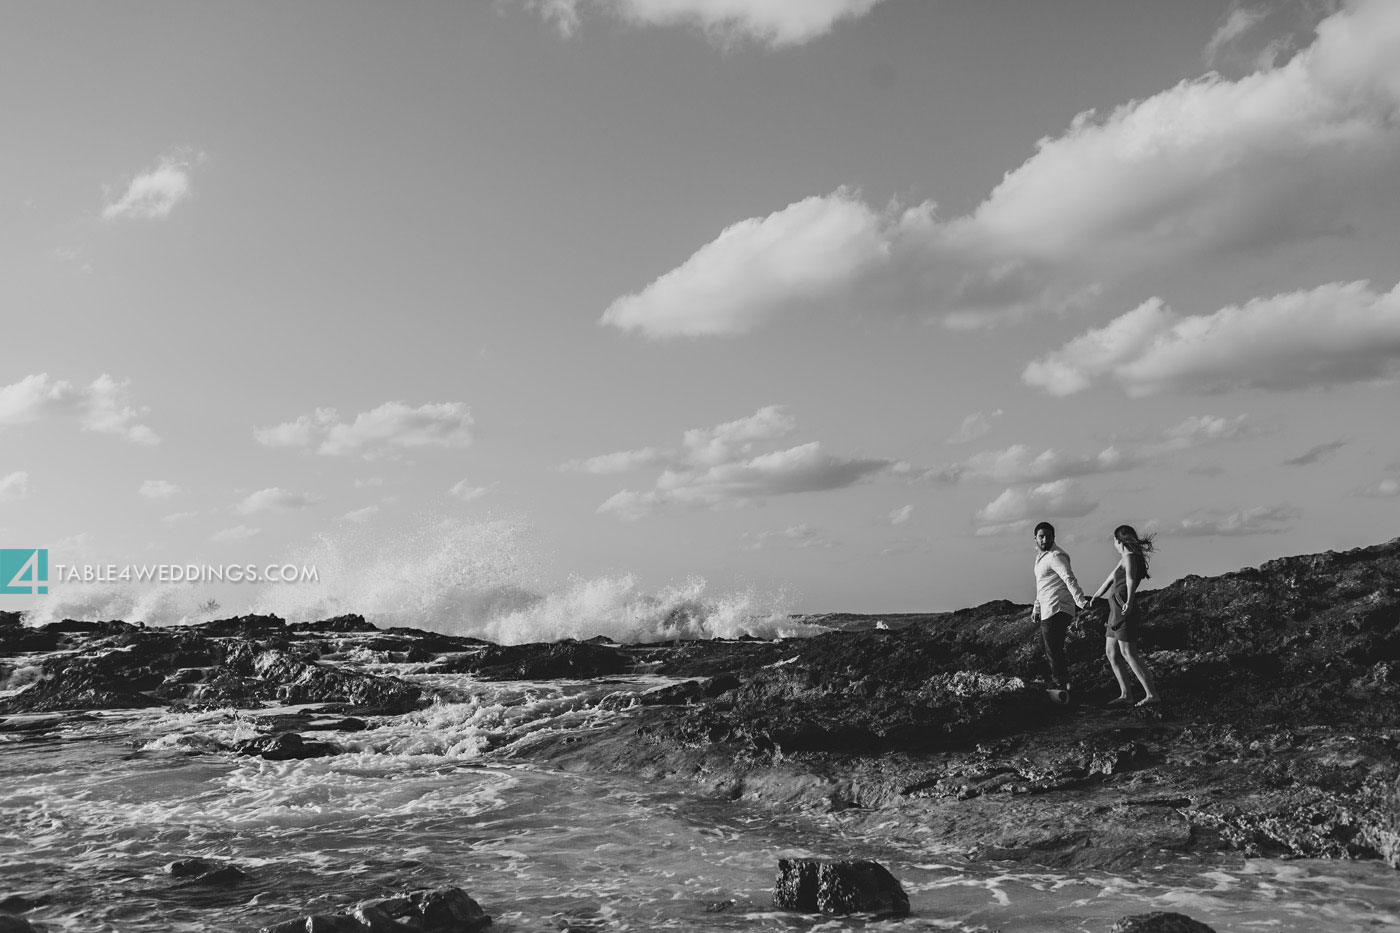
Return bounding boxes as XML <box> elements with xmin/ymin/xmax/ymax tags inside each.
<box><xmin>201</xmin><ymin>614</ymin><xmax>287</xmax><ymax>636</ymax></box>
<box><xmin>263</xmin><ymin>887</ymin><xmax>490</xmax><ymax>933</ymax></box>
<box><xmin>193</xmin><ymin>642</ymin><xmax>424</xmax><ymax>714</ymax></box>
<box><xmin>0</xmin><ymin>915</ymin><xmax>36</xmax><ymax>933</ymax></box>
<box><xmin>181</xmin><ymin>865</ymin><xmax>251</xmax><ymax>886</ymax></box>
<box><xmin>165</xmin><ymin>857</ymin><xmax>219</xmax><ymax>878</ymax></box>
<box><xmin>1112</xmin><ymin>912</ymin><xmax>1218</xmax><ymax>933</ymax></box>
<box><xmin>293</xmin><ymin>614</ymin><xmax>378</xmax><ymax>634</ymax></box>
<box><xmin>234</xmin><ymin>733</ymin><xmax>340</xmax><ymax>761</ymax></box>
<box><xmin>450</xmin><ymin>639</ymin><xmax>631</xmax><ymax>680</ymax></box>
<box><xmin>773</xmin><ymin>858</ymin><xmax>909</xmax><ymax>916</ymax></box>
<box><xmin>0</xmin><ymin>895</ymin><xmax>43</xmax><ymax>914</ymax></box>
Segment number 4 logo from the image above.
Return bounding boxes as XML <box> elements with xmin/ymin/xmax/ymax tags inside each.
<box><xmin>0</xmin><ymin>549</ymin><xmax>48</xmax><ymax>595</ymax></box>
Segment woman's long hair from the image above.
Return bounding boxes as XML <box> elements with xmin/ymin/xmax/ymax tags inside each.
<box><xmin>1114</xmin><ymin>524</ymin><xmax>1155</xmax><ymax>579</ymax></box>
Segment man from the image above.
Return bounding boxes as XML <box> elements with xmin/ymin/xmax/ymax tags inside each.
<box><xmin>1031</xmin><ymin>521</ymin><xmax>1089</xmax><ymax>696</ymax></box>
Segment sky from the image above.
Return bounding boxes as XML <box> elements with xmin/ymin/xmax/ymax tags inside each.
<box><xmin>3</xmin><ymin>0</ymin><xmax>1400</xmax><ymax>626</ymax></box>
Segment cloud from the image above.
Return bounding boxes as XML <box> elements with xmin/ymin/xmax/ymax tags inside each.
<box><xmin>102</xmin><ymin>149</ymin><xmax>204</xmax><ymax>221</ymax></box>
<box><xmin>974</xmin><ymin>480</ymin><xmax>1097</xmax><ymax>536</ymax></box>
<box><xmin>449</xmin><ymin>478</ymin><xmax>496</xmax><ymax>501</ymax></box>
<box><xmin>519</xmin><ymin>0</ymin><xmax>886</xmax><ymax>48</ymax></box>
<box><xmin>946</xmin><ymin>409</ymin><xmax>1003</xmax><ymax>445</ymax></box>
<box><xmin>1173</xmin><ymin>504</ymin><xmax>1299</xmax><ymax>536</ymax></box>
<box><xmin>601</xmin><ymin>192</ymin><xmax>892</xmax><ymax>337</ymax></box>
<box><xmin>561</xmin><ymin>447</ymin><xmax>665</xmax><ymax>474</ymax></box>
<box><xmin>1355</xmin><ymin>477</ymin><xmax>1400</xmax><ymax>498</ymax></box>
<box><xmin>914</xmin><ymin>414</ymin><xmax>1255</xmax><ymax>489</ymax></box>
<box><xmin>1024</xmin><ymin>280</ymin><xmax>1400</xmax><ymax>396</ymax></box>
<box><xmin>957</xmin><ymin>445</ymin><xmax>1134</xmax><ymax>485</ymax></box>
<box><xmin>584</xmin><ymin>406</ymin><xmax>895</xmax><ymax>518</ymax></box>
<box><xmin>256</xmin><ymin>401</ymin><xmax>474</xmax><ymax>458</ymax></box>
<box><xmin>139</xmin><ymin>479</ymin><xmax>183</xmax><ymax>500</ymax></box>
<box><xmin>341</xmin><ymin>505</ymin><xmax>381</xmax><ymax>522</ymax></box>
<box><xmin>741</xmin><ymin>523</ymin><xmax>835</xmax><ymax>551</ymax></box>
<box><xmin>0</xmin><ymin>373</ymin><xmax>159</xmax><ymax>444</ymax></box>
<box><xmin>601</xmin><ymin>0</ymin><xmax>1400</xmax><ymax>335</ymax></box>
<box><xmin>1157</xmin><ymin>414</ymin><xmax>1257</xmax><ymax>449</ymax></box>
<box><xmin>162</xmin><ymin>511</ymin><xmax>200</xmax><ymax>523</ymax></box>
<box><xmin>888</xmin><ymin>504</ymin><xmax>913</xmax><ymax>526</ymax></box>
<box><xmin>236</xmin><ymin>487</ymin><xmax>318</xmax><ymax>515</ymax></box>
<box><xmin>1284</xmin><ymin>439</ymin><xmax>1347</xmax><ymax>466</ymax></box>
<box><xmin>211</xmin><ymin>525</ymin><xmax>260</xmax><ymax>543</ymax></box>
<box><xmin>0</xmin><ymin>471</ymin><xmax>30</xmax><ymax>502</ymax></box>
<box><xmin>1205</xmin><ymin>5</ymin><xmax>1271</xmax><ymax>65</ymax></box>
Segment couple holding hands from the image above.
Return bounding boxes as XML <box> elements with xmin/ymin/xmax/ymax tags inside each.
<box><xmin>1031</xmin><ymin>521</ymin><xmax>1160</xmax><ymax>707</ymax></box>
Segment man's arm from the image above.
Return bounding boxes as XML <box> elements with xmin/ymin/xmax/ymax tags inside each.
<box><xmin>1051</xmin><ymin>552</ymin><xmax>1089</xmax><ymax>608</ymax></box>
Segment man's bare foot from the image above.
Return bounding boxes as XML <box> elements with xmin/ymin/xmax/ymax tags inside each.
<box><xmin>1136</xmin><ymin>695</ymin><xmax>1160</xmax><ymax>707</ymax></box>
<box><xmin>1108</xmin><ymin>696</ymin><xmax>1134</xmax><ymax>707</ymax></box>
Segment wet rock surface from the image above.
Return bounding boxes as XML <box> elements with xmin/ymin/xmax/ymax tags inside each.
<box><xmin>1112</xmin><ymin>912</ymin><xmax>1218</xmax><ymax>933</ymax></box>
<box><xmin>3</xmin><ymin>537</ymin><xmax>1400</xmax><ymax>876</ymax></box>
<box><xmin>259</xmin><ymin>886</ymin><xmax>491</xmax><ymax>933</ymax></box>
<box><xmin>773</xmin><ymin>858</ymin><xmax>909</xmax><ymax>916</ymax></box>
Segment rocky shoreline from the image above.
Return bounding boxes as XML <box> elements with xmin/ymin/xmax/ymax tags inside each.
<box><xmin>2</xmin><ymin>538</ymin><xmax>1399</xmax><ymax>927</ymax></box>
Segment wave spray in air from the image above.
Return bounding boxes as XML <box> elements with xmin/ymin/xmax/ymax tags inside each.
<box><xmin>25</xmin><ymin>517</ymin><xmax>807</xmax><ymax>643</ymax></box>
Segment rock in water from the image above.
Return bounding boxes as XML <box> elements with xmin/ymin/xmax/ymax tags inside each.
<box><xmin>773</xmin><ymin>858</ymin><xmax>910</xmax><ymax>916</ymax></box>
<box><xmin>0</xmin><ymin>915</ymin><xmax>36</xmax><ymax>933</ymax></box>
<box><xmin>260</xmin><ymin>886</ymin><xmax>491</xmax><ymax>933</ymax></box>
<box><xmin>233</xmin><ymin>732</ymin><xmax>339</xmax><ymax>761</ymax></box>
<box><xmin>1113</xmin><ymin>912</ymin><xmax>1218</xmax><ymax>933</ymax></box>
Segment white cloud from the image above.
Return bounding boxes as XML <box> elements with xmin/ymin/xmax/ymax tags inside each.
<box><xmin>601</xmin><ymin>192</ymin><xmax>891</xmax><ymax>337</ymax></box>
<box><xmin>520</xmin><ymin>0</ymin><xmax>886</xmax><ymax>48</ymax></box>
<box><xmin>0</xmin><ymin>373</ymin><xmax>159</xmax><ymax>444</ymax></box>
<box><xmin>1174</xmin><ymin>504</ymin><xmax>1299</xmax><ymax>536</ymax></box>
<box><xmin>162</xmin><ymin>510</ymin><xmax>199</xmax><ymax>523</ymax></box>
<box><xmin>1157</xmin><ymin>414</ymin><xmax>1257</xmax><ymax>448</ymax></box>
<box><xmin>741</xmin><ymin>523</ymin><xmax>835</xmax><ymax>551</ymax></box>
<box><xmin>1355</xmin><ymin>477</ymin><xmax>1400</xmax><ymax>498</ymax></box>
<box><xmin>888</xmin><ymin>504</ymin><xmax>913</xmax><ymax>525</ymax></box>
<box><xmin>958</xmin><ymin>444</ymin><xmax>1134</xmax><ymax>485</ymax></box>
<box><xmin>914</xmin><ymin>414</ymin><xmax>1254</xmax><ymax>488</ymax></box>
<box><xmin>682</xmin><ymin>404</ymin><xmax>795</xmax><ymax>465</ymax></box>
<box><xmin>139</xmin><ymin>479</ymin><xmax>183</xmax><ymax>500</ymax></box>
<box><xmin>236</xmin><ymin>487</ymin><xmax>318</xmax><ymax>515</ymax></box>
<box><xmin>586</xmin><ymin>406</ymin><xmax>894</xmax><ymax>518</ymax></box>
<box><xmin>601</xmin><ymin>1</ymin><xmax>1400</xmax><ymax>335</ymax></box>
<box><xmin>1205</xmin><ymin>5</ymin><xmax>1271</xmax><ymax>65</ymax></box>
<box><xmin>212</xmin><ymin>525</ymin><xmax>260</xmax><ymax>543</ymax></box>
<box><xmin>102</xmin><ymin>149</ymin><xmax>204</xmax><ymax>221</ymax></box>
<box><xmin>974</xmin><ymin>480</ymin><xmax>1097</xmax><ymax>536</ymax></box>
<box><xmin>1025</xmin><ymin>280</ymin><xmax>1400</xmax><ymax>396</ymax></box>
<box><xmin>449</xmin><ymin>478</ymin><xmax>496</xmax><ymax>502</ymax></box>
<box><xmin>946</xmin><ymin>409</ymin><xmax>1002</xmax><ymax>445</ymax></box>
<box><xmin>561</xmin><ymin>447</ymin><xmax>665</xmax><ymax>474</ymax></box>
<box><xmin>255</xmin><ymin>401</ymin><xmax>474</xmax><ymax>458</ymax></box>
<box><xmin>354</xmin><ymin>477</ymin><xmax>385</xmax><ymax>488</ymax></box>
<box><xmin>0</xmin><ymin>471</ymin><xmax>30</xmax><ymax>502</ymax></box>
<box><xmin>341</xmin><ymin>505</ymin><xmax>381</xmax><ymax>522</ymax></box>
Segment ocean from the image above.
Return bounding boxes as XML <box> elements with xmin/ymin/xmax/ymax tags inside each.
<box><xmin>4</xmin><ymin>665</ymin><xmax>1399</xmax><ymax>932</ymax></box>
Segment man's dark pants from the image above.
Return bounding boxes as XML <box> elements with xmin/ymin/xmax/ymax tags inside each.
<box><xmin>1039</xmin><ymin>611</ymin><xmax>1073</xmax><ymax>688</ymax></box>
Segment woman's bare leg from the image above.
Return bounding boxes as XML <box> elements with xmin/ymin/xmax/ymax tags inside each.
<box><xmin>1119</xmin><ymin>641</ymin><xmax>1159</xmax><ymax>703</ymax></box>
<box><xmin>1105</xmin><ymin>637</ymin><xmax>1132</xmax><ymax>699</ymax></box>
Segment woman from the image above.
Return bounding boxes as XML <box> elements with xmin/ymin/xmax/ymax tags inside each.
<box><xmin>1090</xmin><ymin>525</ymin><xmax>1160</xmax><ymax>707</ymax></box>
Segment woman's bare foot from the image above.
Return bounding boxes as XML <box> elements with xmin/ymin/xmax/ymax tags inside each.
<box><xmin>1107</xmin><ymin>696</ymin><xmax>1134</xmax><ymax>707</ymax></box>
<box><xmin>1136</xmin><ymin>695</ymin><xmax>1160</xmax><ymax>707</ymax></box>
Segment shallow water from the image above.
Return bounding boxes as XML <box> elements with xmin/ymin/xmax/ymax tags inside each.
<box><xmin>2</xmin><ymin>674</ymin><xmax>1398</xmax><ymax>932</ymax></box>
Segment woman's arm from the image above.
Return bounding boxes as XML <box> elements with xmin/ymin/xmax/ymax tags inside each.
<box><xmin>1090</xmin><ymin>564</ymin><xmax>1118</xmax><ymax>600</ymax></box>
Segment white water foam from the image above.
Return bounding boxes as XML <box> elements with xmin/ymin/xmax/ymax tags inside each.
<box><xmin>23</xmin><ymin>517</ymin><xmax>810</xmax><ymax>644</ymax></box>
